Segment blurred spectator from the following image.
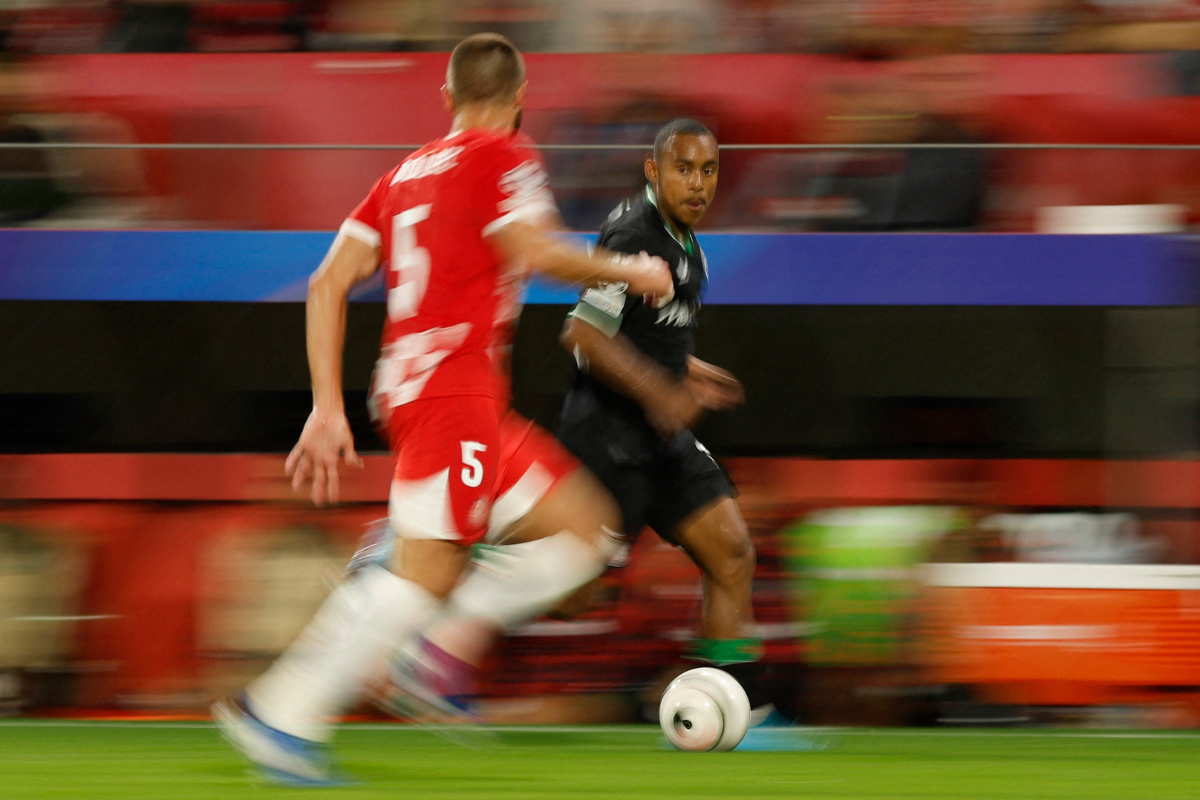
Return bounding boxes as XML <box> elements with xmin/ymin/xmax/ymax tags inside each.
<box><xmin>722</xmin><ymin>57</ymin><xmax>986</xmax><ymax>231</ymax></box>
<box><xmin>0</xmin><ymin>58</ymin><xmax>69</xmax><ymax>222</ymax></box>
<box><xmin>8</xmin><ymin>0</ymin><xmax>1200</xmax><ymax>54</ymax></box>
<box><xmin>190</xmin><ymin>0</ymin><xmax>306</xmax><ymax>52</ymax></box>
<box><xmin>1060</xmin><ymin>0</ymin><xmax>1200</xmax><ymax>50</ymax></box>
<box><xmin>696</xmin><ymin>0</ymin><xmax>820</xmax><ymax>53</ymax></box>
<box><xmin>0</xmin><ymin>57</ymin><xmax>149</xmax><ymax>225</ymax></box>
<box><xmin>968</xmin><ymin>0</ymin><xmax>1077</xmax><ymax>52</ymax></box>
<box><xmin>1170</xmin><ymin>49</ymin><xmax>1200</xmax><ymax>94</ymax></box>
<box><xmin>552</xmin><ymin>0</ymin><xmax>725</xmax><ymax>53</ymax></box>
<box><xmin>814</xmin><ymin>0</ymin><xmax>1083</xmax><ymax>56</ymax></box>
<box><xmin>307</xmin><ymin>0</ymin><xmax>454</xmax><ymax>51</ymax></box>
<box><xmin>2</xmin><ymin>0</ymin><xmax>108</xmax><ymax>54</ymax></box>
<box><xmin>818</xmin><ymin>0</ymin><xmax>973</xmax><ymax>56</ymax></box>
<box><xmin>450</xmin><ymin>0</ymin><xmax>559</xmax><ymax>52</ymax></box>
<box><xmin>103</xmin><ymin>0</ymin><xmax>191</xmax><ymax>51</ymax></box>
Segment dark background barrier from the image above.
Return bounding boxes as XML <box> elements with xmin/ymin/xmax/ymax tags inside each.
<box><xmin>3</xmin><ymin>300</ymin><xmax>1198</xmax><ymax>458</ymax></box>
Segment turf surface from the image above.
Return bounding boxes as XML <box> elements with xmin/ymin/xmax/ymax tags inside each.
<box><xmin>1</xmin><ymin>721</ymin><xmax>1198</xmax><ymax>799</ymax></box>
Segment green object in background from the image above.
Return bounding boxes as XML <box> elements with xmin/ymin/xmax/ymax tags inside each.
<box><xmin>781</xmin><ymin>506</ymin><xmax>965</xmax><ymax>667</ymax></box>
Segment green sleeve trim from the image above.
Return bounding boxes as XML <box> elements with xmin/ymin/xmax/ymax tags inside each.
<box><xmin>569</xmin><ymin>298</ymin><xmax>622</xmax><ymax>338</ymax></box>
<box><xmin>686</xmin><ymin>637</ymin><xmax>764</xmax><ymax>666</ymax></box>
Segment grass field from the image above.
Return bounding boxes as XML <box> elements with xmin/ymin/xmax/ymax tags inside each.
<box><xmin>1</xmin><ymin>721</ymin><xmax>1198</xmax><ymax>799</ymax></box>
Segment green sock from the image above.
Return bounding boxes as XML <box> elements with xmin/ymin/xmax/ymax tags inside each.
<box><xmin>686</xmin><ymin>637</ymin><xmax>763</xmax><ymax>667</ymax></box>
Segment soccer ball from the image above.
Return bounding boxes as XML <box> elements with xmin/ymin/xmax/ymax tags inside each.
<box><xmin>658</xmin><ymin>667</ymin><xmax>751</xmax><ymax>752</ymax></box>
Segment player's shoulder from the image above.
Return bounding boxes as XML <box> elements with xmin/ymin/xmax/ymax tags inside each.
<box><xmin>599</xmin><ymin>188</ymin><xmax>657</xmax><ymax>247</ymax></box>
<box><xmin>381</xmin><ymin>136</ymin><xmax>463</xmax><ymax>187</ymax></box>
<box><xmin>382</xmin><ymin>130</ymin><xmax>538</xmax><ymax>189</ymax></box>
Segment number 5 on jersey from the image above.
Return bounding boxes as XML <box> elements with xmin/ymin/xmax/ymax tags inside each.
<box><xmin>389</xmin><ymin>204</ymin><xmax>432</xmax><ymax>320</ymax></box>
<box><xmin>461</xmin><ymin>441</ymin><xmax>487</xmax><ymax>488</ymax></box>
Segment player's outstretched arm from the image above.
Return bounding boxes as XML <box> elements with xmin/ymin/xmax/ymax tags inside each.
<box><xmin>561</xmin><ymin>316</ymin><xmax>709</xmax><ymax>439</ymax></box>
<box><xmin>285</xmin><ymin>233</ymin><xmax>380</xmax><ymax>506</ymax></box>
<box><xmin>487</xmin><ymin>219</ymin><xmax>673</xmax><ymax>302</ymax></box>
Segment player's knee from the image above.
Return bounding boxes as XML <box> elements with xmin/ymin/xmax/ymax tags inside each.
<box><xmin>701</xmin><ymin>515</ymin><xmax>755</xmax><ymax>589</ymax></box>
<box><xmin>722</xmin><ymin>526</ymin><xmax>756</xmax><ymax>586</ymax></box>
<box><xmin>394</xmin><ymin>537</ymin><xmax>472</xmax><ymax>599</ymax></box>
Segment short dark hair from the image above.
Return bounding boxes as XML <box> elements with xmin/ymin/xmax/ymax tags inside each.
<box><xmin>447</xmin><ymin>33</ymin><xmax>525</xmax><ymax>106</ymax></box>
<box><xmin>653</xmin><ymin>119</ymin><xmax>716</xmax><ymax>163</ymax></box>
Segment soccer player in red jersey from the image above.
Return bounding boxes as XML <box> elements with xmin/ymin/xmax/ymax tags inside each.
<box><xmin>213</xmin><ymin>33</ymin><xmax>671</xmax><ymax>785</ymax></box>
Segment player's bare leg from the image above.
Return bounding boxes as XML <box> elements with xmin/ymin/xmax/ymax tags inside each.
<box><xmin>392</xmin><ymin>538</ymin><xmax>473</xmax><ymax>598</ymax></box>
<box><xmin>670</xmin><ymin>495</ymin><xmax>756</xmax><ymax>642</ymax></box>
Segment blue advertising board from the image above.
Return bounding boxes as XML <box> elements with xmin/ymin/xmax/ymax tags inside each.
<box><xmin>0</xmin><ymin>230</ymin><xmax>1194</xmax><ymax>306</ymax></box>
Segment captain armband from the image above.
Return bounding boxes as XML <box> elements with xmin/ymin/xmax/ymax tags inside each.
<box><xmin>570</xmin><ymin>281</ymin><xmax>626</xmax><ymax>338</ymax></box>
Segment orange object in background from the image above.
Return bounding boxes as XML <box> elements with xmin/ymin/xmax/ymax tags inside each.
<box><xmin>921</xmin><ymin>564</ymin><xmax>1200</xmax><ymax>708</ymax></box>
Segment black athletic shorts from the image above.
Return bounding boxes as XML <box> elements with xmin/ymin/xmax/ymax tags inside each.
<box><xmin>556</xmin><ymin>386</ymin><xmax>734</xmax><ymax>545</ymax></box>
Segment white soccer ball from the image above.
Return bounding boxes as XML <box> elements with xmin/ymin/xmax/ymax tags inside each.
<box><xmin>658</xmin><ymin>667</ymin><xmax>751</xmax><ymax>752</ymax></box>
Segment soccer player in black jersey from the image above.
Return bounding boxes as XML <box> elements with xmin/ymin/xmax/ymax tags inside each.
<box><xmin>557</xmin><ymin>119</ymin><xmax>764</xmax><ymax>693</ymax></box>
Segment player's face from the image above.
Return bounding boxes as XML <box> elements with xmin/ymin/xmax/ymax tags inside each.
<box><xmin>648</xmin><ymin>134</ymin><xmax>719</xmax><ymax>229</ymax></box>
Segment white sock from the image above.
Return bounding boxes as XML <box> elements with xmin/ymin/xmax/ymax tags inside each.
<box><xmin>245</xmin><ymin>566</ymin><xmax>437</xmax><ymax>742</ymax></box>
<box><xmin>446</xmin><ymin>530</ymin><xmax>612</xmax><ymax>631</ymax></box>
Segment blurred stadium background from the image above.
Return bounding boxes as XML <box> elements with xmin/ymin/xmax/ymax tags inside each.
<box><xmin>4</xmin><ymin>0</ymin><xmax>1200</xmax><ymax>737</ymax></box>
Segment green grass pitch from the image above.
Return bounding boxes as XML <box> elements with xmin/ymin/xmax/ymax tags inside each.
<box><xmin>1</xmin><ymin>721</ymin><xmax>1198</xmax><ymax>799</ymax></box>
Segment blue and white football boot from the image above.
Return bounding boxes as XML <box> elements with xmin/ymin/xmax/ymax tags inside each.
<box><xmin>212</xmin><ymin>695</ymin><xmax>347</xmax><ymax>787</ymax></box>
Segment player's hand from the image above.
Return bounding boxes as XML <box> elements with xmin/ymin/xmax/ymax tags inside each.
<box><xmin>285</xmin><ymin>408</ymin><xmax>364</xmax><ymax>507</ymax></box>
<box><xmin>622</xmin><ymin>251</ymin><xmax>674</xmax><ymax>309</ymax></box>
<box><xmin>643</xmin><ymin>379</ymin><xmax>706</xmax><ymax>440</ymax></box>
<box><xmin>686</xmin><ymin>355</ymin><xmax>744</xmax><ymax>411</ymax></box>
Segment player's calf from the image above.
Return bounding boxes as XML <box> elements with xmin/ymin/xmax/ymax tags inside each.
<box><xmin>674</xmin><ymin>496</ymin><xmax>755</xmax><ymax>640</ymax></box>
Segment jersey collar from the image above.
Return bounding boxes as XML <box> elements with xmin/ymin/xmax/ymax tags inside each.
<box><xmin>644</xmin><ymin>184</ymin><xmax>695</xmax><ymax>257</ymax></box>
